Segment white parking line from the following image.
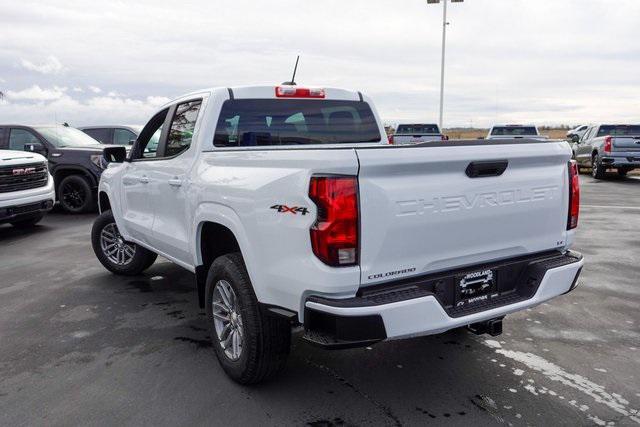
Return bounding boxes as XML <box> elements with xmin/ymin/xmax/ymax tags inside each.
<box><xmin>581</xmin><ymin>204</ymin><xmax>640</xmax><ymax>210</ymax></box>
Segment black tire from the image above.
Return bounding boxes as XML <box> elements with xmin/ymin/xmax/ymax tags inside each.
<box><xmin>617</xmin><ymin>169</ymin><xmax>628</xmax><ymax>177</ymax></box>
<box><xmin>591</xmin><ymin>154</ymin><xmax>606</xmax><ymax>179</ymax></box>
<box><xmin>10</xmin><ymin>213</ymin><xmax>44</xmax><ymax>228</ymax></box>
<box><xmin>91</xmin><ymin>210</ymin><xmax>157</xmax><ymax>275</ymax></box>
<box><xmin>58</xmin><ymin>175</ymin><xmax>96</xmax><ymax>213</ymax></box>
<box><xmin>205</xmin><ymin>253</ymin><xmax>291</xmax><ymax>384</ymax></box>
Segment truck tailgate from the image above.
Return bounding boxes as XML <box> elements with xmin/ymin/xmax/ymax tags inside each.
<box><xmin>356</xmin><ymin>141</ymin><xmax>572</xmax><ymax>285</ymax></box>
<box><xmin>613</xmin><ymin>136</ymin><xmax>640</xmax><ymax>152</ymax></box>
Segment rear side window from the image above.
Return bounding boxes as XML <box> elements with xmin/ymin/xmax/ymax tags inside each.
<box><xmin>83</xmin><ymin>128</ymin><xmax>111</xmax><ymax>143</ymax></box>
<box><xmin>491</xmin><ymin>126</ymin><xmax>537</xmax><ymax>136</ymax></box>
<box><xmin>9</xmin><ymin>129</ymin><xmax>40</xmax><ymax>151</ymax></box>
<box><xmin>114</xmin><ymin>128</ymin><xmax>137</xmax><ymax>146</ymax></box>
<box><xmin>597</xmin><ymin>125</ymin><xmax>640</xmax><ymax>137</ymax></box>
<box><xmin>166</xmin><ymin>100</ymin><xmax>202</xmax><ymax>157</ymax></box>
<box><xmin>0</xmin><ymin>128</ymin><xmax>5</xmax><ymax>148</ymax></box>
<box><xmin>213</xmin><ymin>99</ymin><xmax>381</xmax><ymax>147</ymax></box>
<box><xmin>396</xmin><ymin>124</ymin><xmax>440</xmax><ymax>134</ymax></box>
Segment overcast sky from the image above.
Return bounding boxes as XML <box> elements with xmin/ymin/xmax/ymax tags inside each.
<box><xmin>1</xmin><ymin>0</ymin><xmax>638</xmax><ymax>128</ymax></box>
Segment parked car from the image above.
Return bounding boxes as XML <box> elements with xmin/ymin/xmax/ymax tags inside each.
<box><xmin>391</xmin><ymin>123</ymin><xmax>444</xmax><ymax>145</ymax></box>
<box><xmin>566</xmin><ymin>125</ymin><xmax>589</xmax><ymax>142</ymax></box>
<box><xmin>0</xmin><ymin>124</ymin><xmax>114</xmax><ymax>213</ymax></box>
<box><xmin>487</xmin><ymin>124</ymin><xmax>548</xmax><ymax>140</ymax></box>
<box><xmin>574</xmin><ymin>124</ymin><xmax>640</xmax><ymax>179</ymax></box>
<box><xmin>91</xmin><ymin>85</ymin><xmax>583</xmax><ymax>384</ymax></box>
<box><xmin>79</xmin><ymin>125</ymin><xmax>141</xmax><ymax>146</ymax></box>
<box><xmin>0</xmin><ymin>148</ymin><xmax>55</xmax><ymax>227</ymax></box>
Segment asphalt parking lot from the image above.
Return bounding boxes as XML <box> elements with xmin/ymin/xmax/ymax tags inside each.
<box><xmin>1</xmin><ymin>174</ymin><xmax>639</xmax><ymax>427</ymax></box>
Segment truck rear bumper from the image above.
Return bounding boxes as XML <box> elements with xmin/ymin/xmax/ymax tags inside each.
<box><xmin>303</xmin><ymin>251</ymin><xmax>583</xmax><ymax>348</ymax></box>
<box><xmin>601</xmin><ymin>155</ymin><xmax>640</xmax><ymax>168</ymax></box>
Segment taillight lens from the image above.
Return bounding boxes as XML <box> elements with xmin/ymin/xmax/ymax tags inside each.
<box><xmin>603</xmin><ymin>136</ymin><xmax>612</xmax><ymax>153</ymax></box>
<box><xmin>309</xmin><ymin>176</ymin><xmax>359</xmax><ymax>266</ymax></box>
<box><xmin>567</xmin><ymin>160</ymin><xmax>580</xmax><ymax>230</ymax></box>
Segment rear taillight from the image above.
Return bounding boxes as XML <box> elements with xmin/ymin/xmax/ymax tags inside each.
<box><xmin>309</xmin><ymin>176</ymin><xmax>359</xmax><ymax>266</ymax></box>
<box><xmin>275</xmin><ymin>86</ymin><xmax>325</xmax><ymax>98</ymax></box>
<box><xmin>603</xmin><ymin>136</ymin><xmax>612</xmax><ymax>153</ymax></box>
<box><xmin>567</xmin><ymin>160</ymin><xmax>580</xmax><ymax>230</ymax></box>
<box><xmin>388</xmin><ymin>134</ymin><xmax>394</xmax><ymax>144</ymax></box>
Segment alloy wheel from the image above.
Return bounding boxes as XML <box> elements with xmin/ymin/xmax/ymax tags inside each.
<box><xmin>100</xmin><ymin>223</ymin><xmax>136</xmax><ymax>265</ymax></box>
<box><xmin>212</xmin><ymin>280</ymin><xmax>244</xmax><ymax>361</ymax></box>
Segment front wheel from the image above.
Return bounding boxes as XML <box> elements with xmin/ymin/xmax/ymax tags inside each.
<box><xmin>205</xmin><ymin>253</ymin><xmax>291</xmax><ymax>384</ymax></box>
<box><xmin>91</xmin><ymin>210</ymin><xmax>157</xmax><ymax>275</ymax></box>
<box><xmin>58</xmin><ymin>175</ymin><xmax>96</xmax><ymax>213</ymax></box>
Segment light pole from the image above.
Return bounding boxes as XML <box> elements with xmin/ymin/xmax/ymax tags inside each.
<box><xmin>426</xmin><ymin>0</ymin><xmax>463</xmax><ymax>130</ymax></box>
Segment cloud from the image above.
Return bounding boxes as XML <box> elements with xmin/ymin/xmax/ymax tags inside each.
<box><xmin>0</xmin><ymin>77</ymin><xmax>6</xmax><ymax>83</ymax></box>
<box><xmin>72</xmin><ymin>87</ymin><xmax>83</xmax><ymax>92</ymax></box>
<box><xmin>88</xmin><ymin>85</ymin><xmax>102</xmax><ymax>94</ymax></box>
<box><xmin>20</xmin><ymin>55</ymin><xmax>64</xmax><ymax>74</ymax></box>
<box><xmin>5</xmin><ymin>85</ymin><xmax>67</xmax><ymax>101</ymax></box>
<box><xmin>0</xmin><ymin>86</ymin><xmax>170</xmax><ymax>125</ymax></box>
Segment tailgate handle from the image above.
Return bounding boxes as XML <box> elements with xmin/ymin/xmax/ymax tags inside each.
<box><xmin>466</xmin><ymin>160</ymin><xmax>508</xmax><ymax>178</ymax></box>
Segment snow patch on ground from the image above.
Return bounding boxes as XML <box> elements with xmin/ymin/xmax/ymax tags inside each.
<box><xmin>483</xmin><ymin>339</ymin><xmax>640</xmax><ymax>424</ymax></box>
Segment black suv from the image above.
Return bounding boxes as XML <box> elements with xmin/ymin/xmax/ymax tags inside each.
<box><xmin>0</xmin><ymin>124</ymin><xmax>112</xmax><ymax>213</ymax></box>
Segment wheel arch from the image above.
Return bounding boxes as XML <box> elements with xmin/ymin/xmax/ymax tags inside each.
<box><xmin>193</xmin><ymin>204</ymin><xmax>256</xmax><ymax>308</ymax></box>
<box><xmin>53</xmin><ymin>166</ymin><xmax>97</xmax><ymax>192</ymax></box>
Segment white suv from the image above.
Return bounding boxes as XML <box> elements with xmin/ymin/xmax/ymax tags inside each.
<box><xmin>0</xmin><ymin>150</ymin><xmax>55</xmax><ymax>227</ymax></box>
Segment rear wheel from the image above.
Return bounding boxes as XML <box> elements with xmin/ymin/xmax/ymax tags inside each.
<box><xmin>591</xmin><ymin>154</ymin><xmax>606</xmax><ymax>180</ymax></box>
<box><xmin>10</xmin><ymin>213</ymin><xmax>44</xmax><ymax>228</ymax></box>
<box><xmin>58</xmin><ymin>175</ymin><xmax>95</xmax><ymax>213</ymax></box>
<box><xmin>91</xmin><ymin>210</ymin><xmax>157</xmax><ymax>275</ymax></box>
<box><xmin>205</xmin><ymin>253</ymin><xmax>291</xmax><ymax>384</ymax></box>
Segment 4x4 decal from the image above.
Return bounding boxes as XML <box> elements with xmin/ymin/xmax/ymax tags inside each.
<box><xmin>270</xmin><ymin>205</ymin><xmax>309</xmax><ymax>215</ymax></box>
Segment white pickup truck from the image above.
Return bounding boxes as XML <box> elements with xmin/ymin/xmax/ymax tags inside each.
<box><xmin>487</xmin><ymin>124</ymin><xmax>548</xmax><ymax>141</ymax></box>
<box><xmin>91</xmin><ymin>85</ymin><xmax>584</xmax><ymax>384</ymax></box>
<box><xmin>391</xmin><ymin>123</ymin><xmax>444</xmax><ymax>145</ymax></box>
<box><xmin>0</xmin><ymin>149</ymin><xmax>55</xmax><ymax>227</ymax></box>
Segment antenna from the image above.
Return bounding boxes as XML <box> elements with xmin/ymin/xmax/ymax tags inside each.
<box><xmin>282</xmin><ymin>55</ymin><xmax>299</xmax><ymax>86</ymax></box>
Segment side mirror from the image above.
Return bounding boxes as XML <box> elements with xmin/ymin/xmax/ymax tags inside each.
<box><xmin>24</xmin><ymin>142</ymin><xmax>47</xmax><ymax>156</ymax></box>
<box><xmin>128</xmin><ymin>139</ymin><xmax>136</xmax><ymax>146</ymax></box>
<box><xmin>103</xmin><ymin>146</ymin><xmax>127</xmax><ymax>163</ymax></box>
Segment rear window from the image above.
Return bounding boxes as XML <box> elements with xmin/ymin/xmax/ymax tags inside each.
<box><xmin>491</xmin><ymin>126</ymin><xmax>538</xmax><ymax>136</ymax></box>
<box><xmin>213</xmin><ymin>99</ymin><xmax>381</xmax><ymax>147</ymax></box>
<box><xmin>597</xmin><ymin>125</ymin><xmax>640</xmax><ymax>137</ymax></box>
<box><xmin>396</xmin><ymin>124</ymin><xmax>440</xmax><ymax>134</ymax></box>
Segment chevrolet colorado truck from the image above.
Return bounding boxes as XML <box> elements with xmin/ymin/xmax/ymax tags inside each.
<box><xmin>91</xmin><ymin>85</ymin><xmax>584</xmax><ymax>384</ymax></box>
<box><xmin>574</xmin><ymin>124</ymin><xmax>640</xmax><ymax>179</ymax></box>
<box><xmin>0</xmin><ymin>149</ymin><xmax>55</xmax><ymax>227</ymax></box>
<box><xmin>487</xmin><ymin>124</ymin><xmax>548</xmax><ymax>141</ymax></box>
<box><xmin>391</xmin><ymin>123</ymin><xmax>444</xmax><ymax>145</ymax></box>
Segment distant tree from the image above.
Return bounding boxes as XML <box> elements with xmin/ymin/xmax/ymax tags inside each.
<box><xmin>0</xmin><ymin>91</ymin><xmax>4</xmax><ymax>100</ymax></box>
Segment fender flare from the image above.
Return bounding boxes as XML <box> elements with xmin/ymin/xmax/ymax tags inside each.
<box><xmin>192</xmin><ymin>202</ymin><xmax>262</xmax><ymax>305</ymax></box>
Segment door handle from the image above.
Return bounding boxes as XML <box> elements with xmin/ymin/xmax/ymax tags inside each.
<box><xmin>139</xmin><ymin>176</ymin><xmax>150</xmax><ymax>184</ymax></box>
<box><xmin>168</xmin><ymin>178</ymin><xmax>182</xmax><ymax>187</ymax></box>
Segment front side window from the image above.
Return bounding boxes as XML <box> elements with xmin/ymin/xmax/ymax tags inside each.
<box><xmin>133</xmin><ymin>109</ymin><xmax>168</xmax><ymax>159</ymax></box>
<box><xmin>213</xmin><ymin>99</ymin><xmax>381</xmax><ymax>147</ymax></box>
<box><xmin>114</xmin><ymin>128</ymin><xmax>137</xmax><ymax>146</ymax></box>
<box><xmin>165</xmin><ymin>100</ymin><xmax>202</xmax><ymax>157</ymax></box>
<box><xmin>9</xmin><ymin>129</ymin><xmax>40</xmax><ymax>150</ymax></box>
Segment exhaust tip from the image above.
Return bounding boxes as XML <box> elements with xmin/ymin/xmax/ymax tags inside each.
<box><xmin>467</xmin><ymin>317</ymin><xmax>504</xmax><ymax>337</ymax></box>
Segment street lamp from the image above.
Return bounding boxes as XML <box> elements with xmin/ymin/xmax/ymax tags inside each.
<box><xmin>426</xmin><ymin>0</ymin><xmax>464</xmax><ymax>130</ymax></box>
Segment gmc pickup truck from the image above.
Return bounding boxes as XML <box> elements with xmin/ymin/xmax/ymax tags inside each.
<box><xmin>91</xmin><ymin>85</ymin><xmax>584</xmax><ymax>384</ymax></box>
<box><xmin>391</xmin><ymin>123</ymin><xmax>444</xmax><ymax>145</ymax></box>
<box><xmin>487</xmin><ymin>124</ymin><xmax>548</xmax><ymax>141</ymax></box>
<box><xmin>574</xmin><ymin>124</ymin><xmax>640</xmax><ymax>179</ymax></box>
<box><xmin>0</xmin><ymin>149</ymin><xmax>55</xmax><ymax>227</ymax></box>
